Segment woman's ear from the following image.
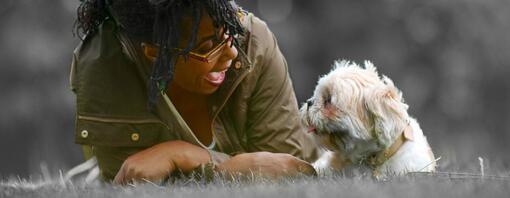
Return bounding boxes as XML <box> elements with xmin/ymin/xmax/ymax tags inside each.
<box><xmin>142</xmin><ymin>42</ymin><xmax>158</xmax><ymax>62</ymax></box>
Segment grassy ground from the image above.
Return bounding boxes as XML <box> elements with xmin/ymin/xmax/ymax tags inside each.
<box><xmin>2</xmin><ymin>172</ymin><xmax>509</xmax><ymax>198</ymax></box>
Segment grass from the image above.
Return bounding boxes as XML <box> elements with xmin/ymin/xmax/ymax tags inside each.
<box><xmin>2</xmin><ymin>171</ymin><xmax>510</xmax><ymax>198</ymax></box>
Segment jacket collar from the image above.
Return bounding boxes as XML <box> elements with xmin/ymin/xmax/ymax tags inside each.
<box><xmin>208</xmin><ymin>30</ymin><xmax>252</xmax><ymax>119</ymax></box>
<box><xmin>206</xmin><ymin>11</ymin><xmax>253</xmax><ymax>119</ymax></box>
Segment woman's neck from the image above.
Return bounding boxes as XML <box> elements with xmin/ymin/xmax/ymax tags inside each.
<box><xmin>167</xmin><ymin>82</ymin><xmax>209</xmax><ymax>112</ymax></box>
<box><xmin>166</xmin><ymin>81</ymin><xmax>213</xmax><ymax>145</ymax></box>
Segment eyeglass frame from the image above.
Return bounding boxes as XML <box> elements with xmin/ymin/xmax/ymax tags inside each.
<box><xmin>173</xmin><ymin>34</ymin><xmax>233</xmax><ymax>63</ymax></box>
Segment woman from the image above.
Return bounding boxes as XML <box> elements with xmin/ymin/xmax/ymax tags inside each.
<box><xmin>71</xmin><ymin>0</ymin><xmax>318</xmax><ymax>184</ymax></box>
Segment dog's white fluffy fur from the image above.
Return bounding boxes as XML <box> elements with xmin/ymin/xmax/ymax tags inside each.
<box><xmin>300</xmin><ymin>60</ymin><xmax>436</xmax><ymax>178</ymax></box>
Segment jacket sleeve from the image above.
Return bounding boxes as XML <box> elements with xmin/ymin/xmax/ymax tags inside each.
<box><xmin>245</xmin><ymin>18</ymin><xmax>319</xmax><ymax>163</ymax></box>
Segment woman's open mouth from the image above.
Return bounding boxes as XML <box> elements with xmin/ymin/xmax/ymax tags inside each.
<box><xmin>204</xmin><ymin>69</ymin><xmax>227</xmax><ymax>87</ymax></box>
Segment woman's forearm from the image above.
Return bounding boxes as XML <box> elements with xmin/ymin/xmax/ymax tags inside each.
<box><xmin>169</xmin><ymin>141</ymin><xmax>211</xmax><ymax>172</ymax></box>
<box><xmin>113</xmin><ymin>140</ymin><xmax>210</xmax><ymax>184</ymax></box>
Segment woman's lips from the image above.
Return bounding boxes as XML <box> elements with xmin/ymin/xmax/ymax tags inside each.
<box><xmin>204</xmin><ymin>69</ymin><xmax>227</xmax><ymax>86</ymax></box>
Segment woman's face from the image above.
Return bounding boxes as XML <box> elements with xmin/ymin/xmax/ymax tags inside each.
<box><xmin>143</xmin><ymin>13</ymin><xmax>238</xmax><ymax>95</ymax></box>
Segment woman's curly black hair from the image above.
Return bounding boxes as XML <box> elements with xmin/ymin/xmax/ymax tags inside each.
<box><xmin>75</xmin><ymin>0</ymin><xmax>245</xmax><ymax>110</ymax></box>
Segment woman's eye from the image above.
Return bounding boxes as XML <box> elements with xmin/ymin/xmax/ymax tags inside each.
<box><xmin>195</xmin><ymin>40</ymin><xmax>214</xmax><ymax>53</ymax></box>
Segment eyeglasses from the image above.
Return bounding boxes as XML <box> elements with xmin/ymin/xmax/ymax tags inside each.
<box><xmin>173</xmin><ymin>35</ymin><xmax>233</xmax><ymax>63</ymax></box>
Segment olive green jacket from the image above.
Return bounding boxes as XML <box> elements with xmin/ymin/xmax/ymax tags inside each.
<box><xmin>70</xmin><ymin>12</ymin><xmax>318</xmax><ymax>180</ymax></box>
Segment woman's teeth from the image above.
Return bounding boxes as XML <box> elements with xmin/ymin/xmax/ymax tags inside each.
<box><xmin>207</xmin><ymin>72</ymin><xmax>222</xmax><ymax>80</ymax></box>
<box><xmin>205</xmin><ymin>70</ymin><xmax>226</xmax><ymax>86</ymax></box>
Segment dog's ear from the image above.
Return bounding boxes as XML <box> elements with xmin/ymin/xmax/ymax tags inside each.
<box><xmin>364</xmin><ymin>81</ymin><xmax>409</xmax><ymax>148</ymax></box>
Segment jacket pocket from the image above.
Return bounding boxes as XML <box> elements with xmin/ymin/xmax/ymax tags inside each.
<box><xmin>75</xmin><ymin>115</ymin><xmax>170</xmax><ymax>147</ymax></box>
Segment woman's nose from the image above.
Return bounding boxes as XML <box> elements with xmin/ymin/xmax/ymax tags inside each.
<box><xmin>218</xmin><ymin>39</ymin><xmax>238</xmax><ymax>62</ymax></box>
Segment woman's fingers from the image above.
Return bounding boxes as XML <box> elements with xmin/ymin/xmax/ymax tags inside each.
<box><xmin>285</xmin><ymin>155</ymin><xmax>317</xmax><ymax>176</ymax></box>
<box><xmin>217</xmin><ymin>152</ymin><xmax>316</xmax><ymax>178</ymax></box>
<box><xmin>267</xmin><ymin>153</ymin><xmax>316</xmax><ymax>177</ymax></box>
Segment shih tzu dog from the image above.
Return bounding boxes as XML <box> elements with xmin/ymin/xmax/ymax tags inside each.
<box><xmin>300</xmin><ymin>60</ymin><xmax>436</xmax><ymax>178</ymax></box>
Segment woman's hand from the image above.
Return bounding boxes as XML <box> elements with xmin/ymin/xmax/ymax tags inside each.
<box><xmin>216</xmin><ymin>152</ymin><xmax>316</xmax><ymax>178</ymax></box>
<box><xmin>113</xmin><ymin>140</ymin><xmax>210</xmax><ymax>184</ymax></box>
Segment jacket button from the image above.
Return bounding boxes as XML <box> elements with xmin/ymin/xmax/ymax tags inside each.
<box><xmin>131</xmin><ymin>133</ymin><xmax>140</xmax><ymax>141</ymax></box>
<box><xmin>81</xmin><ymin>130</ymin><xmax>89</xmax><ymax>138</ymax></box>
<box><xmin>234</xmin><ymin>61</ymin><xmax>242</xmax><ymax>69</ymax></box>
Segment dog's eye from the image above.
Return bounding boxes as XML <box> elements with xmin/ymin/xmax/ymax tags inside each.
<box><xmin>324</xmin><ymin>95</ymin><xmax>331</xmax><ymax>106</ymax></box>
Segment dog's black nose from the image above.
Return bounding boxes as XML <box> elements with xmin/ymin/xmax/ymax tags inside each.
<box><xmin>306</xmin><ymin>99</ymin><xmax>313</xmax><ymax>107</ymax></box>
